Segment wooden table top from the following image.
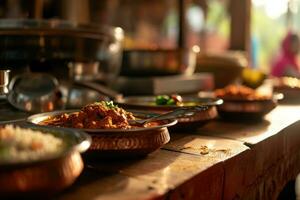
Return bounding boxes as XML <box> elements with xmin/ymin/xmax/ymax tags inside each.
<box><xmin>57</xmin><ymin>105</ymin><xmax>300</xmax><ymax>200</ymax></box>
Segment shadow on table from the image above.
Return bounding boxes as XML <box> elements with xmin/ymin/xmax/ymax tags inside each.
<box><xmin>83</xmin><ymin>148</ymin><xmax>181</xmax><ymax>175</ymax></box>
<box><xmin>54</xmin><ymin>167</ymin><xmax>129</xmax><ymax>200</ymax></box>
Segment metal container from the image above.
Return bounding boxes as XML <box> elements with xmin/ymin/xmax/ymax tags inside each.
<box><xmin>0</xmin><ymin>125</ymin><xmax>91</xmax><ymax>198</ymax></box>
<box><xmin>116</xmin><ymin>96</ymin><xmax>222</xmax><ymax>129</ymax></box>
<box><xmin>27</xmin><ymin>110</ymin><xmax>177</xmax><ymax>158</ymax></box>
<box><xmin>7</xmin><ymin>73</ymin><xmax>64</xmax><ymax>113</ymax></box>
<box><xmin>216</xmin><ymin>93</ymin><xmax>283</xmax><ymax>120</ymax></box>
<box><xmin>0</xmin><ymin>19</ymin><xmax>124</xmax><ymax>84</ymax></box>
<box><xmin>120</xmin><ymin>48</ymin><xmax>198</xmax><ymax>77</ymax></box>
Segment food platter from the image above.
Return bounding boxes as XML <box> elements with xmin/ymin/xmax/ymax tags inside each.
<box><xmin>27</xmin><ymin>108</ymin><xmax>176</xmax><ymax>158</ymax></box>
<box><xmin>273</xmin><ymin>77</ymin><xmax>300</xmax><ymax>104</ymax></box>
<box><xmin>214</xmin><ymin>85</ymin><xmax>283</xmax><ymax>120</ymax></box>
<box><xmin>0</xmin><ymin>124</ymin><xmax>91</xmax><ymax>198</ymax></box>
<box><xmin>217</xmin><ymin>94</ymin><xmax>282</xmax><ymax>119</ymax></box>
<box><xmin>28</xmin><ymin>110</ymin><xmax>176</xmax><ymax>133</ymax></box>
<box><xmin>116</xmin><ymin>96</ymin><xmax>222</xmax><ymax>129</ymax></box>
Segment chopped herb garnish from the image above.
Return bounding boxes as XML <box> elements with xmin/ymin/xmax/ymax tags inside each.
<box><xmin>103</xmin><ymin>101</ymin><xmax>118</xmax><ymax>109</ymax></box>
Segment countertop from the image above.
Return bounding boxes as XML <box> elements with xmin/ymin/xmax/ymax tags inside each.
<box><xmin>56</xmin><ymin>105</ymin><xmax>300</xmax><ymax>200</ymax></box>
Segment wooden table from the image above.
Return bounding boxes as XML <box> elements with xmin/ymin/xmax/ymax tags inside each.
<box><xmin>57</xmin><ymin>105</ymin><xmax>300</xmax><ymax>200</ymax></box>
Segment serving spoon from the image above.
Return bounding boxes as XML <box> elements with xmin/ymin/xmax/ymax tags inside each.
<box><xmin>128</xmin><ymin>106</ymin><xmax>208</xmax><ymax>126</ymax></box>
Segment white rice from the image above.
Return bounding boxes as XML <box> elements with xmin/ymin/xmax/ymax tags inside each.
<box><xmin>0</xmin><ymin>125</ymin><xmax>64</xmax><ymax>163</ymax></box>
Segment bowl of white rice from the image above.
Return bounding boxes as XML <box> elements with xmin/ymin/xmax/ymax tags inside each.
<box><xmin>0</xmin><ymin>124</ymin><xmax>91</xmax><ymax>197</ymax></box>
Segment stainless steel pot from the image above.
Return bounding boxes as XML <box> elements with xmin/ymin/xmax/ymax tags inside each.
<box><xmin>120</xmin><ymin>48</ymin><xmax>198</xmax><ymax>77</ymax></box>
<box><xmin>0</xmin><ymin>19</ymin><xmax>124</xmax><ymax>84</ymax></box>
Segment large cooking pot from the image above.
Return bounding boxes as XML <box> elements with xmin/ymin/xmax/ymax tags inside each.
<box><xmin>120</xmin><ymin>48</ymin><xmax>198</xmax><ymax>77</ymax></box>
<box><xmin>0</xmin><ymin>19</ymin><xmax>124</xmax><ymax>83</ymax></box>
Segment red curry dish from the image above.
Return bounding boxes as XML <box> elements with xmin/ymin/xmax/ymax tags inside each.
<box><xmin>215</xmin><ymin>85</ymin><xmax>271</xmax><ymax>101</ymax></box>
<box><xmin>41</xmin><ymin>101</ymin><xmax>136</xmax><ymax>129</ymax></box>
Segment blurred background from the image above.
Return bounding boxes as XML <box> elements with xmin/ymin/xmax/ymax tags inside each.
<box><xmin>0</xmin><ymin>0</ymin><xmax>299</xmax><ymax>108</ymax></box>
<box><xmin>0</xmin><ymin>0</ymin><xmax>298</xmax><ymax>74</ymax></box>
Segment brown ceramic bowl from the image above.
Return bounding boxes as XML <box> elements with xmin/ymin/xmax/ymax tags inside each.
<box><xmin>0</xmin><ymin>125</ymin><xmax>91</xmax><ymax>198</ymax></box>
<box><xmin>116</xmin><ymin>96</ymin><xmax>222</xmax><ymax>129</ymax></box>
<box><xmin>216</xmin><ymin>93</ymin><xmax>283</xmax><ymax>120</ymax></box>
<box><xmin>196</xmin><ymin>51</ymin><xmax>247</xmax><ymax>88</ymax></box>
<box><xmin>27</xmin><ymin>110</ymin><xmax>176</xmax><ymax>158</ymax></box>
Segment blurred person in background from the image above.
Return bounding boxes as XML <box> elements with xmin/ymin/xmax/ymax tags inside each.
<box><xmin>271</xmin><ymin>31</ymin><xmax>300</xmax><ymax>78</ymax></box>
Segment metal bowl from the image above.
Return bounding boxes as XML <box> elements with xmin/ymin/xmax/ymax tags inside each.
<box><xmin>120</xmin><ymin>48</ymin><xmax>198</xmax><ymax>77</ymax></box>
<box><xmin>116</xmin><ymin>96</ymin><xmax>222</xmax><ymax>129</ymax></box>
<box><xmin>0</xmin><ymin>124</ymin><xmax>91</xmax><ymax>198</ymax></box>
<box><xmin>7</xmin><ymin>73</ymin><xmax>64</xmax><ymax>113</ymax></box>
<box><xmin>27</xmin><ymin>110</ymin><xmax>177</xmax><ymax>158</ymax></box>
<box><xmin>216</xmin><ymin>93</ymin><xmax>283</xmax><ymax>120</ymax></box>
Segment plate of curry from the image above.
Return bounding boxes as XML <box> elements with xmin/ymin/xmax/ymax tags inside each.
<box><xmin>27</xmin><ymin>101</ymin><xmax>177</xmax><ymax>157</ymax></box>
<box><xmin>214</xmin><ymin>85</ymin><xmax>283</xmax><ymax>120</ymax></box>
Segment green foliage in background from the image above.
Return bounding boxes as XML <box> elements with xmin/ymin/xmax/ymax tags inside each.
<box><xmin>251</xmin><ymin>6</ymin><xmax>287</xmax><ymax>72</ymax></box>
<box><xmin>206</xmin><ymin>0</ymin><xmax>230</xmax><ymax>38</ymax></box>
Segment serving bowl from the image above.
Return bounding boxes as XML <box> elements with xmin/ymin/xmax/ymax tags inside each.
<box><xmin>27</xmin><ymin>110</ymin><xmax>176</xmax><ymax>158</ymax></box>
<box><xmin>196</xmin><ymin>51</ymin><xmax>247</xmax><ymax>88</ymax></box>
<box><xmin>216</xmin><ymin>93</ymin><xmax>283</xmax><ymax>120</ymax></box>
<box><xmin>116</xmin><ymin>96</ymin><xmax>222</xmax><ymax>129</ymax></box>
<box><xmin>0</xmin><ymin>124</ymin><xmax>91</xmax><ymax>198</ymax></box>
<box><xmin>272</xmin><ymin>77</ymin><xmax>300</xmax><ymax>104</ymax></box>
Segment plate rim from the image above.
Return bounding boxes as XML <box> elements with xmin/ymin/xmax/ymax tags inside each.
<box><xmin>115</xmin><ymin>96</ymin><xmax>223</xmax><ymax>109</ymax></box>
<box><xmin>27</xmin><ymin>110</ymin><xmax>178</xmax><ymax>134</ymax></box>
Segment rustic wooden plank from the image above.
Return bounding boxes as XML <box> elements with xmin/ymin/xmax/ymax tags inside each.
<box><xmin>163</xmin><ymin>135</ymin><xmax>249</xmax><ymax>159</ymax></box>
<box><xmin>57</xmin><ymin>105</ymin><xmax>300</xmax><ymax>200</ymax></box>
<box><xmin>58</xmin><ymin>137</ymin><xmax>248</xmax><ymax>200</ymax></box>
<box><xmin>239</xmin><ymin>149</ymin><xmax>300</xmax><ymax>200</ymax></box>
<box><xmin>222</xmin><ymin>132</ymin><xmax>286</xmax><ymax>200</ymax></box>
<box><xmin>195</xmin><ymin>105</ymin><xmax>300</xmax><ymax>200</ymax></box>
<box><xmin>57</xmin><ymin>171</ymin><xmax>162</xmax><ymax>200</ymax></box>
<box><xmin>163</xmin><ymin>135</ymin><xmax>250</xmax><ymax>200</ymax></box>
<box><xmin>166</xmin><ymin>162</ymin><xmax>224</xmax><ymax>200</ymax></box>
<box><xmin>198</xmin><ymin>105</ymin><xmax>300</xmax><ymax>145</ymax></box>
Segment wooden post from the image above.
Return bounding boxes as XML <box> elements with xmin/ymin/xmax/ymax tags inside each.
<box><xmin>229</xmin><ymin>0</ymin><xmax>251</xmax><ymax>53</ymax></box>
<box><xmin>178</xmin><ymin>0</ymin><xmax>186</xmax><ymax>48</ymax></box>
<box><xmin>61</xmin><ymin>0</ymin><xmax>90</xmax><ymax>23</ymax></box>
<box><xmin>27</xmin><ymin>0</ymin><xmax>43</xmax><ymax>19</ymax></box>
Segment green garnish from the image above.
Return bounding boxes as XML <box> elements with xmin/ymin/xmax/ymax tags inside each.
<box><xmin>92</xmin><ymin>101</ymin><xmax>119</xmax><ymax>109</ymax></box>
<box><xmin>103</xmin><ymin>101</ymin><xmax>118</xmax><ymax>109</ymax></box>
<box><xmin>155</xmin><ymin>95</ymin><xmax>170</xmax><ymax>105</ymax></box>
<box><xmin>155</xmin><ymin>94</ymin><xmax>183</xmax><ymax>106</ymax></box>
<box><xmin>166</xmin><ymin>98</ymin><xmax>175</xmax><ymax>105</ymax></box>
